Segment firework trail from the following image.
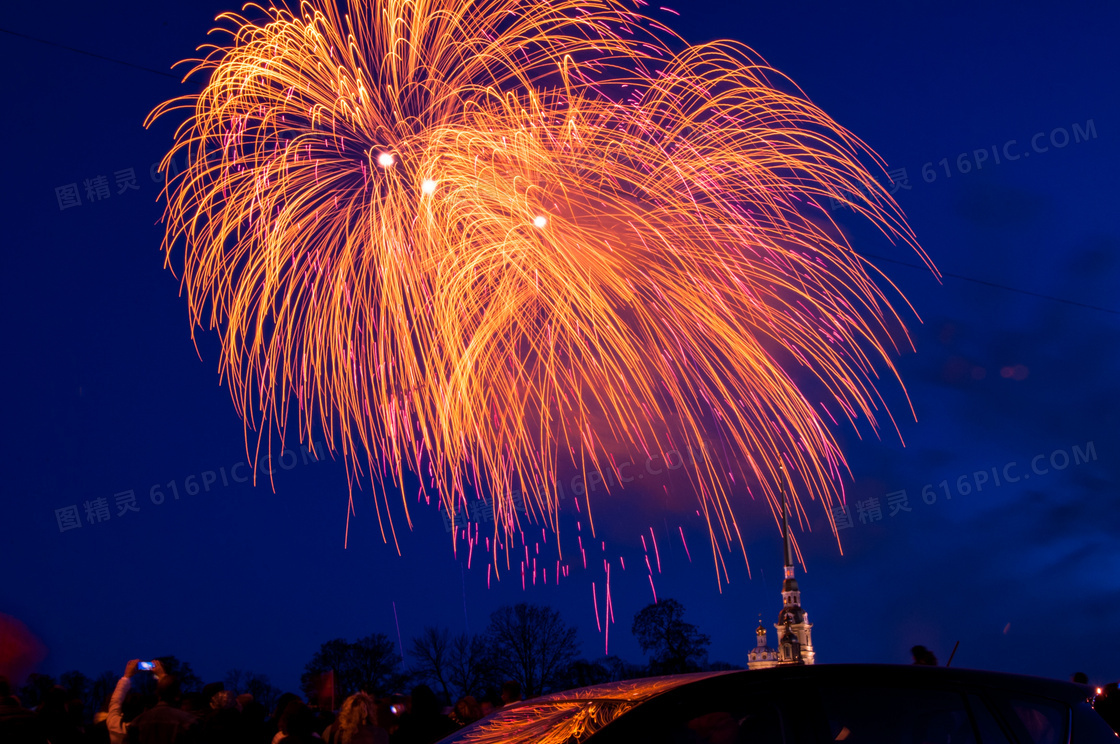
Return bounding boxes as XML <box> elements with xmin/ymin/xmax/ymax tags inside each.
<box><xmin>148</xmin><ymin>0</ymin><xmax>933</xmax><ymax>578</ymax></box>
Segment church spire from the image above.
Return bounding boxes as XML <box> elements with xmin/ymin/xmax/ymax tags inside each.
<box><xmin>748</xmin><ymin>462</ymin><xmax>815</xmax><ymax>669</ymax></box>
<box><xmin>774</xmin><ymin>460</ymin><xmax>814</xmax><ymax>664</ymax></box>
<box><xmin>779</xmin><ymin>462</ymin><xmax>794</xmax><ymax>578</ymax></box>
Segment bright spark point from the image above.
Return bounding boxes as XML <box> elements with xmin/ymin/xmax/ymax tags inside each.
<box><xmin>377</xmin><ymin>152</ymin><xmax>395</xmax><ymax>168</ymax></box>
<box><xmin>533</xmin><ymin>215</ymin><xmax>547</xmax><ymax>228</ymax></box>
<box><xmin>421</xmin><ymin>179</ymin><xmax>438</xmax><ymax>195</ymax></box>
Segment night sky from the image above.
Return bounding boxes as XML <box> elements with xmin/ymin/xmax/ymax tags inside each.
<box><xmin>3</xmin><ymin>0</ymin><xmax>1118</xmax><ymax>697</ymax></box>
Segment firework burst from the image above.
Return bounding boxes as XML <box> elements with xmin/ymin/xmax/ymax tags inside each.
<box><xmin>148</xmin><ymin>0</ymin><xmax>933</xmax><ymax>576</ymax></box>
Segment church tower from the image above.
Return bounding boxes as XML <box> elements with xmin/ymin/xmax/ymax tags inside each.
<box><xmin>774</xmin><ymin>463</ymin><xmax>814</xmax><ymax>665</ymax></box>
<box><xmin>747</xmin><ymin>616</ymin><xmax>778</xmax><ymax>670</ymax></box>
<box><xmin>749</xmin><ymin>463</ymin><xmax>815</xmax><ymax>669</ymax></box>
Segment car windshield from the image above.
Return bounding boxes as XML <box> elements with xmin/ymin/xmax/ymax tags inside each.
<box><xmin>443</xmin><ymin>698</ymin><xmax>636</xmax><ymax>744</ymax></box>
<box><xmin>439</xmin><ymin>675</ymin><xmax>723</xmax><ymax>744</ymax></box>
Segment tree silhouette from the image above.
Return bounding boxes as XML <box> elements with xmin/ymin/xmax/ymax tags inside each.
<box><xmin>704</xmin><ymin>660</ymin><xmax>743</xmax><ymax>672</ymax></box>
<box><xmin>301</xmin><ymin>634</ymin><xmax>407</xmax><ymax>701</ymax></box>
<box><xmin>224</xmin><ymin>669</ymin><xmax>247</xmax><ymax>694</ymax></box>
<box><xmin>486</xmin><ymin>604</ymin><xmax>579</xmax><ymax>698</ymax></box>
<box><xmin>90</xmin><ymin>671</ymin><xmax>118</xmax><ymax>713</ymax></box>
<box><xmin>562</xmin><ymin>659</ymin><xmax>611</xmax><ymax>689</ymax></box>
<box><xmin>559</xmin><ymin>655</ymin><xmax>647</xmax><ymax>689</ymax></box>
<box><xmin>410</xmin><ymin>627</ymin><xmax>494</xmax><ymax>703</ymax></box>
<box><xmin>225</xmin><ymin>669</ymin><xmax>281</xmax><ymax>712</ymax></box>
<box><xmin>59</xmin><ymin>670</ymin><xmax>91</xmax><ymax>703</ymax></box>
<box><xmin>600</xmin><ymin>655</ymin><xmax>645</xmax><ymax>682</ymax></box>
<box><xmin>631</xmin><ymin>598</ymin><xmax>710</xmax><ymax>674</ymax></box>
<box><xmin>245</xmin><ymin>672</ymin><xmax>281</xmax><ymax>712</ymax></box>
<box><xmin>447</xmin><ymin>632</ymin><xmax>493</xmax><ymax>701</ymax></box>
<box><xmin>59</xmin><ymin>670</ymin><xmax>94</xmax><ymax>718</ymax></box>
<box><xmin>18</xmin><ymin>672</ymin><xmax>56</xmax><ymax>708</ymax></box>
<box><xmin>155</xmin><ymin>656</ymin><xmax>203</xmax><ymax>693</ymax></box>
<box><xmin>409</xmin><ymin>627</ymin><xmax>454</xmax><ymax>703</ymax></box>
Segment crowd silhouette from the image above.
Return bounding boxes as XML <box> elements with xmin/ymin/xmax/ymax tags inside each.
<box><xmin>0</xmin><ymin>661</ymin><xmax>521</xmax><ymax>744</ymax></box>
<box><xmin>4</xmin><ymin>658</ymin><xmax>1120</xmax><ymax>744</ymax></box>
<box><xmin>3</xmin><ymin>623</ymin><xmax>1119</xmax><ymax>744</ymax></box>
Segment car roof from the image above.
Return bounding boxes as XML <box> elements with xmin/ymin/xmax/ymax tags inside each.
<box><xmin>521</xmin><ymin>670</ymin><xmax>735</xmax><ymax>703</ymax></box>
<box><xmin>438</xmin><ymin>673</ymin><xmax>729</xmax><ymax>744</ymax></box>
<box><xmin>438</xmin><ymin>665</ymin><xmax>1093</xmax><ymax>744</ymax></box>
<box><xmin>736</xmin><ymin>663</ymin><xmax>1090</xmax><ymax>704</ymax></box>
<box><xmin>531</xmin><ymin>664</ymin><xmax>1088</xmax><ymax>706</ymax></box>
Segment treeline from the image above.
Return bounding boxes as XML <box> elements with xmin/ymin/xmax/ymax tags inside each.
<box><xmin>15</xmin><ymin>598</ymin><xmax>734</xmax><ymax>718</ymax></box>
<box><xmin>15</xmin><ymin>658</ymin><xmax>283</xmax><ymax>724</ymax></box>
<box><xmin>302</xmin><ymin>598</ymin><xmax>734</xmax><ymax>704</ymax></box>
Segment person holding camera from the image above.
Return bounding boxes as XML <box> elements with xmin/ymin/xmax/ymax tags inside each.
<box><xmin>107</xmin><ymin>659</ymin><xmax>197</xmax><ymax>744</ymax></box>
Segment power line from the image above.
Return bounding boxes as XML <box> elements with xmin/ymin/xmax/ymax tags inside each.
<box><xmin>0</xmin><ymin>27</ymin><xmax>178</xmax><ymax>79</ymax></box>
<box><xmin>859</xmin><ymin>251</ymin><xmax>1120</xmax><ymax>316</ymax></box>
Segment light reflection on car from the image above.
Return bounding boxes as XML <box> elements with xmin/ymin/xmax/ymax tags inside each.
<box><xmin>437</xmin><ymin>664</ymin><xmax>1119</xmax><ymax>744</ymax></box>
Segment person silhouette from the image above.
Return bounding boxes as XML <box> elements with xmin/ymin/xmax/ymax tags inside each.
<box><xmin>910</xmin><ymin>645</ymin><xmax>938</xmax><ymax>666</ymax></box>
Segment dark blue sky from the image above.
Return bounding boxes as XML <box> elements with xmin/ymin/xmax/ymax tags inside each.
<box><xmin>2</xmin><ymin>0</ymin><xmax>1118</xmax><ymax>695</ymax></box>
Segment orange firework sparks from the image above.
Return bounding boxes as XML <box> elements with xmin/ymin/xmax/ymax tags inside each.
<box><xmin>147</xmin><ymin>0</ymin><xmax>934</xmax><ymax>580</ymax></box>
